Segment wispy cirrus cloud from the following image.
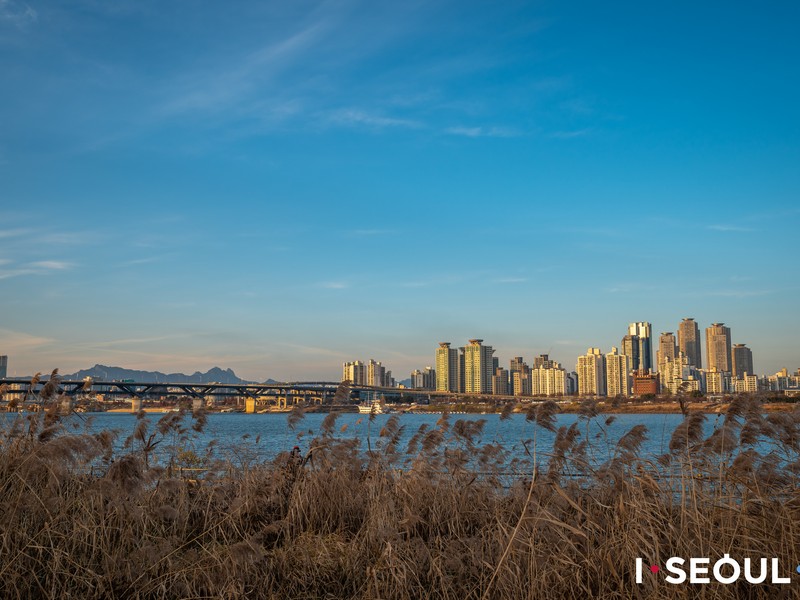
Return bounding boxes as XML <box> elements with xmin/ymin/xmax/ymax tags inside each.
<box><xmin>0</xmin><ymin>0</ymin><xmax>37</xmax><ymax>29</ymax></box>
<box><xmin>119</xmin><ymin>256</ymin><xmax>163</xmax><ymax>267</ymax></box>
<box><xmin>445</xmin><ymin>126</ymin><xmax>520</xmax><ymax>138</ymax></box>
<box><xmin>162</xmin><ymin>22</ymin><xmax>329</xmax><ymax>116</ymax></box>
<box><xmin>689</xmin><ymin>289</ymin><xmax>773</xmax><ymax>298</ymax></box>
<box><xmin>326</xmin><ymin>108</ymin><xmax>421</xmax><ymax>130</ymax></box>
<box><xmin>347</xmin><ymin>228</ymin><xmax>394</xmax><ymax>237</ymax></box>
<box><xmin>0</xmin><ymin>260</ymin><xmax>74</xmax><ymax>280</ymax></box>
<box><xmin>319</xmin><ymin>281</ymin><xmax>348</xmax><ymax>289</ymax></box>
<box><xmin>29</xmin><ymin>260</ymin><xmax>73</xmax><ymax>270</ymax></box>
<box><xmin>550</xmin><ymin>128</ymin><xmax>592</xmax><ymax>139</ymax></box>
<box><xmin>707</xmin><ymin>224</ymin><xmax>754</xmax><ymax>233</ymax></box>
<box><xmin>0</xmin><ymin>328</ymin><xmax>54</xmax><ymax>350</ymax></box>
<box><xmin>0</xmin><ymin>228</ymin><xmax>32</xmax><ymax>239</ymax></box>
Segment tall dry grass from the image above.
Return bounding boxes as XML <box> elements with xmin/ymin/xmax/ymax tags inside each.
<box><xmin>0</xmin><ymin>392</ymin><xmax>798</xmax><ymax>599</ymax></box>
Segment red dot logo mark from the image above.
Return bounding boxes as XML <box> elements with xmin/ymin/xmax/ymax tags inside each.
<box><xmin>650</xmin><ymin>565</ymin><xmax>660</xmax><ymax>574</ymax></box>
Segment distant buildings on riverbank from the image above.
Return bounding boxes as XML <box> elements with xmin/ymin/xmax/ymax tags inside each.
<box><xmin>341</xmin><ymin>318</ymin><xmax>800</xmax><ymax>398</ymax></box>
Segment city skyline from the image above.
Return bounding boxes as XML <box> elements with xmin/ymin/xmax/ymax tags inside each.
<box><xmin>0</xmin><ymin>314</ymin><xmax>787</xmax><ymax>384</ymax></box>
<box><xmin>2</xmin><ymin>1</ymin><xmax>799</xmax><ymax>380</ymax></box>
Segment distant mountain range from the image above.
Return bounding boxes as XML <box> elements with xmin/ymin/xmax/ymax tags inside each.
<box><xmin>62</xmin><ymin>364</ymin><xmax>278</xmax><ymax>385</ymax></box>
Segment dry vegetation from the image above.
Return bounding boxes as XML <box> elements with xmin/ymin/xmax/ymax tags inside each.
<box><xmin>1</xmin><ymin>386</ymin><xmax>799</xmax><ymax>599</ymax></box>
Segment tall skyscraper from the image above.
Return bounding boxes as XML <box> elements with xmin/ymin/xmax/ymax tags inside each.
<box><xmin>678</xmin><ymin>318</ymin><xmax>702</xmax><ymax>369</ymax></box>
<box><xmin>435</xmin><ymin>342</ymin><xmax>459</xmax><ymax>392</ymax></box>
<box><xmin>621</xmin><ymin>334</ymin><xmax>639</xmax><ymax>375</ymax></box>
<box><xmin>510</xmin><ymin>356</ymin><xmax>526</xmax><ymax>375</ymax></box>
<box><xmin>411</xmin><ymin>367</ymin><xmax>436</xmax><ymax>390</ymax></box>
<box><xmin>512</xmin><ymin>370</ymin><xmax>531</xmax><ymax>396</ymax></box>
<box><xmin>706</xmin><ymin>323</ymin><xmax>732</xmax><ymax>373</ymax></box>
<box><xmin>627</xmin><ymin>322</ymin><xmax>653</xmax><ymax>373</ymax></box>
<box><xmin>732</xmin><ymin>344</ymin><xmax>754</xmax><ymax>379</ymax></box>
<box><xmin>464</xmin><ymin>339</ymin><xmax>494</xmax><ymax>394</ymax></box>
<box><xmin>530</xmin><ymin>361</ymin><xmax>567</xmax><ymax>396</ymax></box>
<box><xmin>367</xmin><ymin>359</ymin><xmax>387</xmax><ymax>387</ymax></box>
<box><xmin>342</xmin><ymin>360</ymin><xmax>367</xmax><ymax>385</ymax></box>
<box><xmin>492</xmin><ymin>368</ymin><xmax>510</xmax><ymax>395</ymax></box>
<box><xmin>605</xmin><ymin>347</ymin><xmax>629</xmax><ymax>397</ymax></box>
<box><xmin>457</xmin><ymin>347</ymin><xmax>466</xmax><ymax>393</ymax></box>
<box><xmin>0</xmin><ymin>355</ymin><xmax>6</xmax><ymax>379</ymax></box>
<box><xmin>660</xmin><ymin>352</ymin><xmax>702</xmax><ymax>395</ymax></box>
<box><xmin>577</xmin><ymin>348</ymin><xmax>606</xmax><ymax>396</ymax></box>
<box><xmin>657</xmin><ymin>332</ymin><xmax>677</xmax><ymax>370</ymax></box>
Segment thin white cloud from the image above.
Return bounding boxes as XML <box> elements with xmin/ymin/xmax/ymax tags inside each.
<box><xmin>550</xmin><ymin>128</ymin><xmax>592</xmax><ymax>139</ymax></box>
<box><xmin>0</xmin><ymin>0</ymin><xmax>37</xmax><ymax>28</ymax></box>
<box><xmin>77</xmin><ymin>334</ymin><xmax>189</xmax><ymax>348</ymax></box>
<box><xmin>0</xmin><ymin>260</ymin><xmax>74</xmax><ymax>279</ymax></box>
<box><xmin>28</xmin><ymin>260</ymin><xmax>73</xmax><ymax>270</ymax></box>
<box><xmin>348</xmin><ymin>228</ymin><xmax>393</xmax><ymax>237</ymax></box>
<box><xmin>558</xmin><ymin>226</ymin><xmax>620</xmax><ymax>237</ymax></box>
<box><xmin>707</xmin><ymin>224</ymin><xmax>754</xmax><ymax>233</ymax></box>
<box><xmin>120</xmin><ymin>256</ymin><xmax>162</xmax><ymax>266</ymax></box>
<box><xmin>0</xmin><ymin>328</ymin><xmax>54</xmax><ymax>350</ymax></box>
<box><xmin>692</xmin><ymin>289</ymin><xmax>773</xmax><ymax>298</ymax></box>
<box><xmin>605</xmin><ymin>282</ymin><xmax>657</xmax><ymax>294</ymax></box>
<box><xmin>0</xmin><ymin>268</ymin><xmax>35</xmax><ymax>280</ymax></box>
<box><xmin>445</xmin><ymin>126</ymin><xmax>520</xmax><ymax>138</ymax></box>
<box><xmin>319</xmin><ymin>281</ymin><xmax>348</xmax><ymax>289</ymax></box>
<box><xmin>163</xmin><ymin>22</ymin><xmax>328</xmax><ymax>115</ymax></box>
<box><xmin>327</xmin><ymin>109</ymin><xmax>421</xmax><ymax>130</ymax></box>
<box><xmin>0</xmin><ymin>228</ymin><xmax>31</xmax><ymax>239</ymax></box>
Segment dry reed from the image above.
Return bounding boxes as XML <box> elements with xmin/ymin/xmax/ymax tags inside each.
<box><xmin>0</xmin><ymin>392</ymin><xmax>798</xmax><ymax>599</ymax></box>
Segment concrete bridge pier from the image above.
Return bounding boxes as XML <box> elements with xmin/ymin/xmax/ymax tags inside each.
<box><xmin>131</xmin><ymin>397</ymin><xmax>142</xmax><ymax>413</ymax></box>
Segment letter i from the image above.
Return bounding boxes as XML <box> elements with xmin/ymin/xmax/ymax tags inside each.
<box><xmin>636</xmin><ymin>558</ymin><xmax>643</xmax><ymax>584</ymax></box>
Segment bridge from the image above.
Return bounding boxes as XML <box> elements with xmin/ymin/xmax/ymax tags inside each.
<box><xmin>0</xmin><ymin>377</ymin><xmax>457</xmax><ymax>411</ymax></box>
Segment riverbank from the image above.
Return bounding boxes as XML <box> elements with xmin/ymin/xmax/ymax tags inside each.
<box><xmin>411</xmin><ymin>399</ymin><xmax>797</xmax><ymax>415</ymax></box>
<box><xmin>1</xmin><ymin>397</ymin><xmax>797</xmax><ymax>599</ymax></box>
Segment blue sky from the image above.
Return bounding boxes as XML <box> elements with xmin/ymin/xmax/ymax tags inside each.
<box><xmin>1</xmin><ymin>0</ymin><xmax>799</xmax><ymax>380</ymax></box>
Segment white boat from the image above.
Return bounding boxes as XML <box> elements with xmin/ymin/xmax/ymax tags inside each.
<box><xmin>358</xmin><ymin>399</ymin><xmax>386</xmax><ymax>414</ymax></box>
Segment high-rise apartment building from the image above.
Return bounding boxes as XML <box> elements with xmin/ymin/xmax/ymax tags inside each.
<box><xmin>566</xmin><ymin>371</ymin><xmax>579</xmax><ymax>395</ymax></box>
<box><xmin>533</xmin><ymin>354</ymin><xmax>554</xmax><ymax>369</ymax></box>
<box><xmin>660</xmin><ymin>352</ymin><xmax>702</xmax><ymax>395</ymax></box>
<box><xmin>705</xmin><ymin>368</ymin><xmax>731</xmax><ymax>394</ymax></box>
<box><xmin>435</xmin><ymin>343</ymin><xmax>459</xmax><ymax>392</ymax></box>
<box><xmin>678</xmin><ymin>318</ymin><xmax>702</xmax><ymax>368</ymax></box>
<box><xmin>512</xmin><ymin>370</ymin><xmax>531</xmax><ymax>396</ymax></box>
<box><xmin>367</xmin><ymin>359</ymin><xmax>387</xmax><ymax>387</ymax></box>
<box><xmin>510</xmin><ymin>356</ymin><xmax>526</xmax><ymax>375</ymax></box>
<box><xmin>492</xmin><ymin>368</ymin><xmax>510</xmax><ymax>395</ymax></box>
<box><xmin>464</xmin><ymin>339</ymin><xmax>494</xmax><ymax>394</ymax></box>
<box><xmin>457</xmin><ymin>347</ymin><xmax>466</xmax><ymax>393</ymax></box>
<box><xmin>0</xmin><ymin>355</ymin><xmax>6</xmax><ymax>379</ymax></box>
<box><xmin>530</xmin><ymin>362</ymin><xmax>567</xmax><ymax>396</ymax></box>
<box><xmin>734</xmin><ymin>374</ymin><xmax>759</xmax><ymax>394</ymax></box>
<box><xmin>605</xmin><ymin>347</ymin><xmax>629</xmax><ymax>397</ymax></box>
<box><xmin>706</xmin><ymin>323</ymin><xmax>732</xmax><ymax>373</ymax></box>
<box><xmin>411</xmin><ymin>367</ymin><xmax>436</xmax><ymax>390</ymax></box>
<box><xmin>657</xmin><ymin>332</ymin><xmax>677</xmax><ymax>368</ymax></box>
<box><xmin>627</xmin><ymin>322</ymin><xmax>653</xmax><ymax>373</ymax></box>
<box><xmin>509</xmin><ymin>356</ymin><xmax>530</xmax><ymax>396</ymax></box>
<box><xmin>342</xmin><ymin>361</ymin><xmax>367</xmax><ymax>385</ymax></box>
<box><xmin>732</xmin><ymin>344</ymin><xmax>754</xmax><ymax>379</ymax></box>
<box><xmin>577</xmin><ymin>348</ymin><xmax>606</xmax><ymax>396</ymax></box>
<box><xmin>621</xmin><ymin>334</ymin><xmax>639</xmax><ymax>376</ymax></box>
<box><xmin>343</xmin><ymin>360</ymin><xmax>393</xmax><ymax>387</ymax></box>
